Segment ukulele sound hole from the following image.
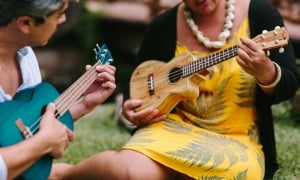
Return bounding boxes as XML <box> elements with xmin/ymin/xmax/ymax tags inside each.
<box><xmin>168</xmin><ymin>67</ymin><xmax>182</xmax><ymax>84</ymax></box>
<box><xmin>41</xmin><ymin>105</ymin><xmax>60</xmax><ymax>118</ymax></box>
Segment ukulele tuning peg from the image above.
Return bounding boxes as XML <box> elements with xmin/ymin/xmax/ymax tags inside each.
<box><xmin>96</xmin><ymin>43</ymin><xmax>100</xmax><ymax>50</ymax></box>
<box><xmin>262</xmin><ymin>30</ymin><xmax>268</xmax><ymax>34</ymax></box>
<box><xmin>279</xmin><ymin>47</ymin><xmax>285</xmax><ymax>53</ymax></box>
<box><xmin>107</xmin><ymin>58</ymin><xmax>113</xmax><ymax>64</ymax></box>
<box><xmin>94</xmin><ymin>44</ymin><xmax>101</xmax><ymax>54</ymax></box>
<box><xmin>267</xmin><ymin>50</ymin><xmax>270</xmax><ymax>56</ymax></box>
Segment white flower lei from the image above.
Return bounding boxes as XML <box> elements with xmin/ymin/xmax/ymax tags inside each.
<box><xmin>183</xmin><ymin>0</ymin><xmax>235</xmax><ymax>49</ymax></box>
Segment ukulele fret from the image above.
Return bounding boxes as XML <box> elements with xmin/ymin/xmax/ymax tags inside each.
<box><xmin>182</xmin><ymin>45</ymin><xmax>238</xmax><ymax>78</ymax></box>
<box><xmin>54</xmin><ymin>44</ymin><xmax>113</xmax><ymax>117</ymax></box>
<box><xmin>54</xmin><ymin>61</ymin><xmax>101</xmax><ymax>116</ymax></box>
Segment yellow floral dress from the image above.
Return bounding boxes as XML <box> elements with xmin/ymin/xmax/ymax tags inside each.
<box><xmin>124</xmin><ymin>18</ymin><xmax>265</xmax><ymax>180</ymax></box>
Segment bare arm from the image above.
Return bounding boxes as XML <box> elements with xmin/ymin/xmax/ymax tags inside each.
<box><xmin>0</xmin><ymin>104</ymin><xmax>73</xmax><ymax>179</ymax></box>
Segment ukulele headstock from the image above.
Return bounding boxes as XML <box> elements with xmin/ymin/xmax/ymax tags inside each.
<box><xmin>94</xmin><ymin>44</ymin><xmax>114</xmax><ymax>65</ymax></box>
<box><xmin>252</xmin><ymin>26</ymin><xmax>289</xmax><ymax>54</ymax></box>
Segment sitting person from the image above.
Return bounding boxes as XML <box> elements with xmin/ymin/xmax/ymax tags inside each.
<box><xmin>0</xmin><ymin>0</ymin><xmax>116</xmax><ymax>179</ymax></box>
<box><xmin>49</xmin><ymin>0</ymin><xmax>299</xmax><ymax>179</ymax></box>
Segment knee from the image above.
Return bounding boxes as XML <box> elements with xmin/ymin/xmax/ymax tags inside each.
<box><xmin>114</xmin><ymin>165</ymin><xmax>159</xmax><ymax>180</ymax></box>
<box><xmin>108</xmin><ymin>150</ymin><xmax>176</xmax><ymax>180</ymax></box>
<box><xmin>112</xmin><ymin>160</ymin><xmax>175</xmax><ymax>180</ymax></box>
<box><xmin>109</xmin><ymin>163</ymin><xmax>151</xmax><ymax>180</ymax></box>
<box><xmin>49</xmin><ymin>163</ymin><xmax>73</xmax><ymax>180</ymax></box>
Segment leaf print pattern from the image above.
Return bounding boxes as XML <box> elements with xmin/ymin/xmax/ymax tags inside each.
<box><xmin>165</xmin><ymin>129</ymin><xmax>248</xmax><ymax>170</ymax></box>
<box><xmin>163</xmin><ymin>118</ymin><xmax>193</xmax><ymax>134</ymax></box>
<box><xmin>175</xmin><ymin>79</ymin><xmax>231</xmax><ymax>134</ymax></box>
<box><xmin>194</xmin><ymin>168</ymin><xmax>249</xmax><ymax>180</ymax></box>
<box><xmin>126</xmin><ymin>128</ymin><xmax>156</xmax><ymax>145</ymax></box>
<box><xmin>179</xmin><ymin>75</ymin><xmax>231</xmax><ymax>124</ymax></box>
<box><xmin>235</xmin><ymin>71</ymin><xmax>255</xmax><ymax>108</ymax></box>
<box><xmin>233</xmin><ymin>169</ymin><xmax>248</xmax><ymax>180</ymax></box>
<box><xmin>197</xmin><ymin>175</ymin><xmax>223</xmax><ymax>180</ymax></box>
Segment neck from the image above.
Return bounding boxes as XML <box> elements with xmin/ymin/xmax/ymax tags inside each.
<box><xmin>191</xmin><ymin>1</ymin><xmax>227</xmax><ymax>25</ymax></box>
<box><xmin>183</xmin><ymin>0</ymin><xmax>235</xmax><ymax>49</ymax></box>
<box><xmin>0</xmin><ymin>45</ymin><xmax>20</xmax><ymax>71</ymax></box>
<box><xmin>0</xmin><ymin>38</ymin><xmax>20</xmax><ymax>72</ymax></box>
<box><xmin>0</xmin><ymin>49</ymin><xmax>21</xmax><ymax>96</ymax></box>
<box><xmin>0</xmin><ymin>53</ymin><xmax>18</xmax><ymax>74</ymax></box>
<box><xmin>0</xmin><ymin>23</ymin><xmax>25</xmax><ymax>61</ymax></box>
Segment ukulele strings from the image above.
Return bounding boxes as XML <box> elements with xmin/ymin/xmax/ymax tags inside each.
<box><xmin>144</xmin><ymin>28</ymin><xmax>280</xmax><ymax>88</ymax></box>
<box><xmin>165</xmin><ymin>30</ymin><xmax>281</xmax><ymax>85</ymax></box>
<box><xmin>27</xmin><ymin>44</ymin><xmax>239</xmax><ymax>133</ymax></box>
<box><xmin>164</xmin><ymin>31</ymin><xmax>280</xmax><ymax>85</ymax></box>
<box><xmin>29</xmin><ymin>57</ymin><xmax>106</xmax><ymax>134</ymax></box>
<box><xmin>55</xmin><ymin>61</ymin><xmax>101</xmax><ymax>116</ymax></box>
<box><xmin>145</xmin><ymin>46</ymin><xmax>238</xmax><ymax>89</ymax></box>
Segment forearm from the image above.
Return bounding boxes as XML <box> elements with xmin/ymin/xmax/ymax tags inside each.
<box><xmin>0</xmin><ymin>135</ymin><xmax>50</xmax><ymax>179</ymax></box>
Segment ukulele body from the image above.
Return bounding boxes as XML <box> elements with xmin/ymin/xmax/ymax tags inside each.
<box><xmin>130</xmin><ymin>53</ymin><xmax>205</xmax><ymax>114</ymax></box>
<box><xmin>0</xmin><ymin>82</ymin><xmax>74</xmax><ymax>180</ymax></box>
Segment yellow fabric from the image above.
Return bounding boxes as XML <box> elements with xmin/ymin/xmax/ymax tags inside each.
<box><xmin>124</xmin><ymin>18</ymin><xmax>265</xmax><ymax>179</ymax></box>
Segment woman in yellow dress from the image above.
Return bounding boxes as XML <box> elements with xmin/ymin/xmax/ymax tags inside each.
<box><xmin>50</xmin><ymin>0</ymin><xmax>299</xmax><ymax>179</ymax></box>
<box><xmin>123</xmin><ymin>17</ymin><xmax>264</xmax><ymax>179</ymax></box>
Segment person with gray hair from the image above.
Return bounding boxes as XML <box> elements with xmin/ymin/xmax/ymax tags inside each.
<box><xmin>0</xmin><ymin>0</ymin><xmax>116</xmax><ymax>179</ymax></box>
<box><xmin>0</xmin><ymin>0</ymin><xmax>71</xmax><ymax>26</ymax></box>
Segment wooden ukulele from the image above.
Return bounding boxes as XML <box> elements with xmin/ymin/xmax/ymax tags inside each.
<box><xmin>130</xmin><ymin>27</ymin><xmax>289</xmax><ymax>114</ymax></box>
<box><xmin>0</xmin><ymin>44</ymin><xmax>113</xmax><ymax>180</ymax></box>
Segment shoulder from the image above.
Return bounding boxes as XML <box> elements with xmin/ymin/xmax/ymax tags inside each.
<box><xmin>17</xmin><ymin>46</ymin><xmax>36</xmax><ymax>59</ymax></box>
<box><xmin>249</xmin><ymin>0</ymin><xmax>281</xmax><ymax>20</ymax></box>
<box><xmin>17</xmin><ymin>46</ymin><xmax>39</xmax><ymax>67</ymax></box>
<box><xmin>248</xmin><ymin>0</ymin><xmax>283</xmax><ymax>36</ymax></box>
<box><xmin>148</xmin><ymin>4</ymin><xmax>179</xmax><ymax>30</ymax></box>
<box><xmin>17</xmin><ymin>46</ymin><xmax>42</xmax><ymax>89</ymax></box>
<box><xmin>249</xmin><ymin>0</ymin><xmax>275</xmax><ymax>10</ymax></box>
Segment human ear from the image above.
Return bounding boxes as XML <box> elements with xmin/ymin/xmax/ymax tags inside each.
<box><xmin>15</xmin><ymin>16</ymin><xmax>35</xmax><ymax>34</ymax></box>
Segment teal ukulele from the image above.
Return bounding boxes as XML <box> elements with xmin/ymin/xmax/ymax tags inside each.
<box><xmin>0</xmin><ymin>44</ymin><xmax>113</xmax><ymax>180</ymax></box>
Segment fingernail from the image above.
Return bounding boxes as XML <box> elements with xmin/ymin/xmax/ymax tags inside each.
<box><xmin>134</xmin><ymin>100</ymin><xmax>142</xmax><ymax>105</ymax></box>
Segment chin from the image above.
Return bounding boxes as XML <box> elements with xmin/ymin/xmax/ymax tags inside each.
<box><xmin>38</xmin><ymin>41</ymin><xmax>49</xmax><ymax>47</ymax></box>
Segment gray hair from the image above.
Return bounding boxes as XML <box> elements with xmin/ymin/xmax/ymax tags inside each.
<box><xmin>0</xmin><ymin>0</ymin><xmax>73</xmax><ymax>27</ymax></box>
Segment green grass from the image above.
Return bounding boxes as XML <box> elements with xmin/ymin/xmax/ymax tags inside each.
<box><xmin>57</xmin><ymin>103</ymin><xmax>131</xmax><ymax>164</ymax></box>
<box><xmin>57</xmin><ymin>102</ymin><xmax>300</xmax><ymax>179</ymax></box>
<box><xmin>274</xmin><ymin>122</ymin><xmax>300</xmax><ymax>180</ymax></box>
<box><xmin>272</xmin><ymin>102</ymin><xmax>300</xmax><ymax>179</ymax></box>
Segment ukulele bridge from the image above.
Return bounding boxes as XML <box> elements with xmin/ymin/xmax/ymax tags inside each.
<box><xmin>148</xmin><ymin>74</ymin><xmax>155</xmax><ymax>95</ymax></box>
<box><xmin>15</xmin><ymin>119</ymin><xmax>33</xmax><ymax>139</ymax></box>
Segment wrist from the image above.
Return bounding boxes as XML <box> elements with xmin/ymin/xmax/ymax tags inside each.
<box><xmin>71</xmin><ymin>96</ymin><xmax>97</xmax><ymax>120</ymax></box>
<box><xmin>256</xmin><ymin>62</ymin><xmax>281</xmax><ymax>89</ymax></box>
<box><xmin>120</xmin><ymin>113</ymin><xmax>137</xmax><ymax>130</ymax></box>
